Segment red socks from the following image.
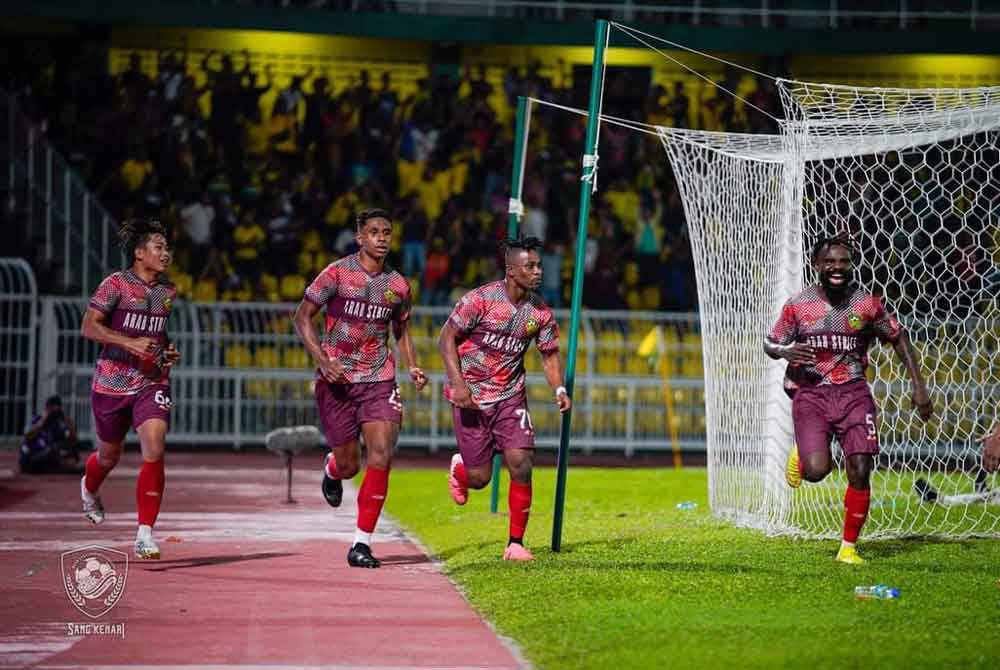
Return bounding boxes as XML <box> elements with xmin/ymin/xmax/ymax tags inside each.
<box><xmin>508</xmin><ymin>481</ymin><xmax>532</xmax><ymax>542</ymax></box>
<box><xmin>136</xmin><ymin>460</ymin><xmax>165</xmax><ymax>527</ymax></box>
<box><xmin>843</xmin><ymin>485</ymin><xmax>871</xmax><ymax>544</ymax></box>
<box><xmin>357</xmin><ymin>465</ymin><xmax>389</xmax><ymax>533</ymax></box>
<box><xmin>84</xmin><ymin>452</ymin><xmax>113</xmax><ymax>494</ymax></box>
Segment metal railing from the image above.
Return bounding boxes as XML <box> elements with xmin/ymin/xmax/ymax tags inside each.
<box><xmin>1</xmin><ymin>89</ymin><xmax>117</xmax><ymax>297</ymax></box>
<box><xmin>0</xmin><ymin>258</ymin><xmax>38</xmax><ymax>439</ymax></box>
<box><xmin>38</xmin><ymin>298</ymin><xmax>709</xmax><ymax>453</ymax></box>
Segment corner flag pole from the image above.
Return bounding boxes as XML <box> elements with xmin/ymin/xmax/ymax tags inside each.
<box><xmin>551</xmin><ymin>18</ymin><xmax>609</xmax><ymax>552</ymax></box>
<box><xmin>491</xmin><ymin>95</ymin><xmax>533</xmax><ymax>513</ymax></box>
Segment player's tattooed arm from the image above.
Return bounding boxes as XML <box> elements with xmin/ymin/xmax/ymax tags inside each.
<box><xmin>293</xmin><ymin>299</ymin><xmax>346</xmax><ymax>383</ymax></box>
<box><xmin>541</xmin><ymin>350</ymin><xmax>571</xmax><ymax>413</ymax></box>
<box><xmin>438</xmin><ymin>322</ymin><xmax>477</xmax><ymax>409</ymax></box>
<box><xmin>763</xmin><ymin>338</ymin><xmax>816</xmax><ymax>365</ymax></box>
<box><xmin>983</xmin><ymin>423</ymin><xmax>1000</xmax><ymax>472</ymax></box>
<box><xmin>81</xmin><ymin>308</ymin><xmax>159</xmax><ymax>358</ymax></box>
<box><xmin>395</xmin><ymin>320</ymin><xmax>427</xmax><ymax>391</ymax></box>
<box><xmin>890</xmin><ymin>329</ymin><xmax>933</xmax><ymax>421</ymax></box>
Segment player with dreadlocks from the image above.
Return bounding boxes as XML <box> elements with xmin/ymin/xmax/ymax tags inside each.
<box><xmin>439</xmin><ymin>236</ymin><xmax>571</xmax><ymax>561</ymax></box>
<box><xmin>80</xmin><ymin>219</ymin><xmax>180</xmax><ymax>559</ymax></box>
<box><xmin>764</xmin><ymin>233</ymin><xmax>933</xmax><ymax>564</ymax></box>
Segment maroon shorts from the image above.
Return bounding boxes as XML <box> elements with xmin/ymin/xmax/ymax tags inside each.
<box><xmin>792</xmin><ymin>379</ymin><xmax>879</xmax><ymax>459</ymax></box>
<box><xmin>316</xmin><ymin>380</ymin><xmax>402</xmax><ymax>448</ymax></box>
<box><xmin>91</xmin><ymin>384</ymin><xmax>172</xmax><ymax>444</ymax></box>
<box><xmin>452</xmin><ymin>393</ymin><xmax>535</xmax><ymax>469</ymax></box>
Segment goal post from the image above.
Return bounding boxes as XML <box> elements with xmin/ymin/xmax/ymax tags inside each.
<box><xmin>659</xmin><ymin>81</ymin><xmax>1000</xmax><ymax>539</ymax></box>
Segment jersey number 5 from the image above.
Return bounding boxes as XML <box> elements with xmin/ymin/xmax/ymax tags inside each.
<box><xmin>865</xmin><ymin>413</ymin><xmax>877</xmax><ymax>441</ymax></box>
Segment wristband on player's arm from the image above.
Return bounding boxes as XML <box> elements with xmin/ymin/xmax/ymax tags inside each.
<box><xmin>555</xmin><ymin>386</ymin><xmax>568</xmax><ymax>398</ymax></box>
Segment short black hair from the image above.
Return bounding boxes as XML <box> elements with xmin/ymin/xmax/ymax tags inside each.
<box><xmin>118</xmin><ymin>219</ymin><xmax>168</xmax><ymax>263</ymax></box>
<box><xmin>504</xmin><ymin>235</ymin><xmax>543</xmax><ymax>256</ymax></box>
<box><xmin>45</xmin><ymin>395</ymin><xmax>62</xmax><ymax>407</ymax></box>
<box><xmin>355</xmin><ymin>208</ymin><xmax>392</xmax><ymax>232</ymax></box>
<box><xmin>811</xmin><ymin>233</ymin><xmax>856</xmax><ymax>263</ymax></box>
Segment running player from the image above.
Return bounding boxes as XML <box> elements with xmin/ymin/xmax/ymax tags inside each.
<box><xmin>80</xmin><ymin>219</ymin><xmax>180</xmax><ymax>560</ymax></box>
<box><xmin>293</xmin><ymin>208</ymin><xmax>427</xmax><ymax>569</ymax></box>
<box><xmin>765</xmin><ymin>234</ymin><xmax>933</xmax><ymax>564</ymax></box>
<box><xmin>439</xmin><ymin>236</ymin><xmax>571</xmax><ymax>562</ymax></box>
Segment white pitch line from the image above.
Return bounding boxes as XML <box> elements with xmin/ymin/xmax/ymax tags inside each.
<box><xmin>0</xmin><ymin>482</ymin><xmax>411</xmax><ymax>551</ymax></box>
<box><xmin>0</xmin><ymin>624</ymin><xmax>81</xmax><ymax>668</ymax></box>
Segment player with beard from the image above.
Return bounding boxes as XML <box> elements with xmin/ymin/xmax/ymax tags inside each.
<box><xmin>764</xmin><ymin>234</ymin><xmax>933</xmax><ymax>564</ymax></box>
<box><xmin>439</xmin><ymin>236</ymin><xmax>571</xmax><ymax>561</ymax></box>
<box><xmin>80</xmin><ymin>219</ymin><xmax>180</xmax><ymax>560</ymax></box>
<box><xmin>293</xmin><ymin>208</ymin><xmax>427</xmax><ymax>569</ymax></box>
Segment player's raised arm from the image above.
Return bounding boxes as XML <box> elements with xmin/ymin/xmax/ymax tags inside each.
<box><xmin>81</xmin><ymin>308</ymin><xmax>158</xmax><ymax>359</ymax></box>
<box><xmin>293</xmin><ymin>298</ymin><xmax>345</xmax><ymax>384</ymax></box>
<box><xmin>763</xmin><ymin>303</ymin><xmax>815</xmax><ymax>365</ymax></box>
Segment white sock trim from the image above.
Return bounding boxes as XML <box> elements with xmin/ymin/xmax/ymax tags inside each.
<box><xmin>840</xmin><ymin>540</ymin><xmax>856</xmax><ymax>550</ymax></box>
<box><xmin>81</xmin><ymin>476</ymin><xmax>97</xmax><ymax>502</ymax></box>
<box><xmin>353</xmin><ymin>529</ymin><xmax>373</xmax><ymax>547</ymax></box>
<box><xmin>137</xmin><ymin>524</ymin><xmax>153</xmax><ymax>540</ymax></box>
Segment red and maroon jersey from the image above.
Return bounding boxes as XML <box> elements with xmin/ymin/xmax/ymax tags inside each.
<box><xmin>88</xmin><ymin>270</ymin><xmax>176</xmax><ymax>395</ymax></box>
<box><xmin>767</xmin><ymin>284</ymin><xmax>902</xmax><ymax>394</ymax></box>
<box><xmin>444</xmin><ymin>280</ymin><xmax>559</xmax><ymax>405</ymax></box>
<box><xmin>304</xmin><ymin>253</ymin><xmax>411</xmax><ymax>384</ymax></box>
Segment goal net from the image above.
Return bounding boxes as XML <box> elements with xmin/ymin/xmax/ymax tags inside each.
<box><xmin>659</xmin><ymin>80</ymin><xmax>1000</xmax><ymax>539</ymax></box>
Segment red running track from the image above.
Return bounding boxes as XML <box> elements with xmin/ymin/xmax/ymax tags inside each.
<box><xmin>0</xmin><ymin>451</ymin><xmax>524</xmax><ymax>669</ymax></box>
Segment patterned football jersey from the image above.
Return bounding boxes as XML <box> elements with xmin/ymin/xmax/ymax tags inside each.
<box><xmin>304</xmin><ymin>253</ymin><xmax>411</xmax><ymax>384</ymax></box>
<box><xmin>88</xmin><ymin>270</ymin><xmax>176</xmax><ymax>395</ymax></box>
<box><xmin>444</xmin><ymin>280</ymin><xmax>559</xmax><ymax>405</ymax></box>
<box><xmin>767</xmin><ymin>285</ymin><xmax>902</xmax><ymax>393</ymax></box>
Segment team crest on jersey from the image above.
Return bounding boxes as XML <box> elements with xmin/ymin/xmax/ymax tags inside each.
<box><xmin>384</xmin><ymin>288</ymin><xmax>399</xmax><ymax>304</ymax></box>
<box><xmin>163</xmin><ymin>297</ymin><xmax>172</xmax><ymax>312</ymax></box>
<box><xmin>847</xmin><ymin>313</ymin><xmax>864</xmax><ymax>331</ymax></box>
<box><xmin>525</xmin><ymin>318</ymin><xmax>539</xmax><ymax>336</ymax></box>
<box><xmin>130</xmin><ymin>298</ymin><xmax>147</xmax><ymax>309</ymax></box>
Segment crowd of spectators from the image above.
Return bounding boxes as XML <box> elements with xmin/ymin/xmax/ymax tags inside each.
<box><xmin>8</xmin><ymin>38</ymin><xmax>782</xmax><ymax>310</ymax></box>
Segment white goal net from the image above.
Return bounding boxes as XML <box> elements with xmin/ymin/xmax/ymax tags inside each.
<box><xmin>659</xmin><ymin>80</ymin><xmax>1000</xmax><ymax>539</ymax></box>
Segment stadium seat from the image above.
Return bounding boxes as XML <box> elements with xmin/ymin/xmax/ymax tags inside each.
<box><xmin>279</xmin><ymin>275</ymin><xmax>307</xmax><ymax>302</ymax></box>
<box><xmin>282</xmin><ymin>347</ymin><xmax>310</xmax><ymax>369</ymax></box>
<box><xmin>224</xmin><ymin>344</ymin><xmax>253</xmax><ymax>368</ymax></box>
<box><xmin>173</xmin><ymin>271</ymin><xmax>194</xmax><ymax>298</ymax></box>
<box><xmin>253</xmin><ymin>345</ymin><xmax>281</xmax><ymax>369</ymax></box>
<box><xmin>193</xmin><ymin>278</ymin><xmax>218</xmax><ymax>302</ymax></box>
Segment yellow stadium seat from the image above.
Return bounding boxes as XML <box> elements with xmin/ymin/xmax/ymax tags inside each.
<box><xmin>282</xmin><ymin>347</ymin><xmax>310</xmax><ymax>369</ymax></box>
<box><xmin>193</xmin><ymin>278</ymin><xmax>218</xmax><ymax>302</ymax></box>
<box><xmin>279</xmin><ymin>275</ymin><xmax>306</xmax><ymax>302</ymax></box>
<box><xmin>253</xmin><ymin>346</ymin><xmax>280</xmax><ymax>369</ymax></box>
<box><xmin>224</xmin><ymin>344</ymin><xmax>252</xmax><ymax>368</ymax></box>
<box><xmin>173</xmin><ymin>272</ymin><xmax>193</xmax><ymax>298</ymax></box>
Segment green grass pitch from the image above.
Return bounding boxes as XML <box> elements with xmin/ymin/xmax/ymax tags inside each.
<box><xmin>386</xmin><ymin>467</ymin><xmax>1000</xmax><ymax>670</ymax></box>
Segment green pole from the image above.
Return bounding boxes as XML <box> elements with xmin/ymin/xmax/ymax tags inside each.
<box><xmin>551</xmin><ymin>19</ymin><xmax>608</xmax><ymax>552</ymax></box>
<box><xmin>491</xmin><ymin>95</ymin><xmax>532</xmax><ymax>514</ymax></box>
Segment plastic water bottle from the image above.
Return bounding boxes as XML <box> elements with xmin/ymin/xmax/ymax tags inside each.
<box><xmin>854</xmin><ymin>584</ymin><xmax>900</xmax><ymax>600</ymax></box>
<box><xmin>676</xmin><ymin>501</ymin><xmax>698</xmax><ymax>510</ymax></box>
